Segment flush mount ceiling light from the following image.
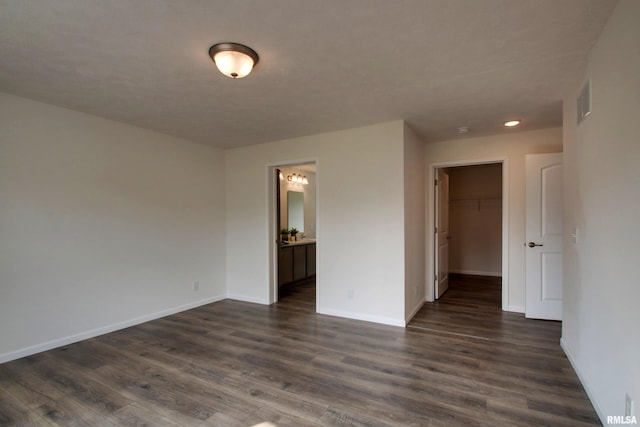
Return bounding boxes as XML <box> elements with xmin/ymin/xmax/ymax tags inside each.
<box><xmin>504</xmin><ymin>120</ymin><xmax>521</xmax><ymax>127</ymax></box>
<box><xmin>209</xmin><ymin>42</ymin><xmax>259</xmax><ymax>79</ymax></box>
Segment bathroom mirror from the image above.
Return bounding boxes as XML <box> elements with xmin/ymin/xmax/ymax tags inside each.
<box><xmin>287</xmin><ymin>191</ymin><xmax>304</xmax><ymax>232</ymax></box>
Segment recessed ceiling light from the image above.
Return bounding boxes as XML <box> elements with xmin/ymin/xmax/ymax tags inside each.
<box><xmin>504</xmin><ymin>120</ymin><xmax>521</xmax><ymax>127</ymax></box>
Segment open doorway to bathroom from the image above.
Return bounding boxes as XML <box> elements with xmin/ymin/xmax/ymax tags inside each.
<box><xmin>272</xmin><ymin>162</ymin><xmax>317</xmax><ymax>307</ymax></box>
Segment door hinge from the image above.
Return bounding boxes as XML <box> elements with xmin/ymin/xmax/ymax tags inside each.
<box><xmin>434</xmin><ymin>226</ymin><xmax>438</xmax><ymax>233</ymax></box>
<box><xmin>435</xmin><ymin>179</ymin><xmax>438</xmax><ymax>186</ymax></box>
<box><xmin>435</xmin><ymin>274</ymin><xmax>438</xmax><ymax>283</ymax></box>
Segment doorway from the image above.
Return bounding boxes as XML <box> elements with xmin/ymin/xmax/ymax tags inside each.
<box><xmin>430</xmin><ymin>158</ymin><xmax>509</xmax><ymax>310</ymax></box>
<box><xmin>271</xmin><ymin>162</ymin><xmax>318</xmax><ymax>306</ymax></box>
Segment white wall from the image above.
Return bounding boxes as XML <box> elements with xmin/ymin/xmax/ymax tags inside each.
<box><xmin>425</xmin><ymin>127</ymin><xmax>562</xmax><ymax>311</ymax></box>
<box><xmin>403</xmin><ymin>123</ymin><xmax>426</xmax><ymax>322</ymax></box>
<box><xmin>226</xmin><ymin>121</ymin><xmax>407</xmax><ymax>325</ymax></box>
<box><xmin>561</xmin><ymin>0</ymin><xmax>640</xmax><ymax>422</ymax></box>
<box><xmin>0</xmin><ymin>93</ymin><xmax>227</xmax><ymax>363</ymax></box>
<box><xmin>448</xmin><ymin>164</ymin><xmax>502</xmax><ymax>276</ymax></box>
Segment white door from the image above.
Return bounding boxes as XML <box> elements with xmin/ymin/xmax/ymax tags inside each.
<box><xmin>435</xmin><ymin>169</ymin><xmax>450</xmax><ymax>299</ymax></box>
<box><xmin>525</xmin><ymin>153</ymin><xmax>563</xmax><ymax>320</ymax></box>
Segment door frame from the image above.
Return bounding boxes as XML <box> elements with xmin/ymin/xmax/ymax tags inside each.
<box><xmin>267</xmin><ymin>158</ymin><xmax>319</xmax><ymax>306</ymax></box>
<box><xmin>427</xmin><ymin>157</ymin><xmax>509</xmax><ymax>311</ymax></box>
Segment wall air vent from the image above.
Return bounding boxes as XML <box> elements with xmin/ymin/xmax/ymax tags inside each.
<box><xmin>577</xmin><ymin>79</ymin><xmax>591</xmax><ymax>124</ymax></box>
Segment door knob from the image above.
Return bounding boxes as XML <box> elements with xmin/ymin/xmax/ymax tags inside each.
<box><xmin>528</xmin><ymin>242</ymin><xmax>543</xmax><ymax>248</ymax></box>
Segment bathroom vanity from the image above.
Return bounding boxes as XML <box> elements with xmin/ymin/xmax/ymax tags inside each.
<box><xmin>278</xmin><ymin>240</ymin><xmax>316</xmax><ymax>287</ymax></box>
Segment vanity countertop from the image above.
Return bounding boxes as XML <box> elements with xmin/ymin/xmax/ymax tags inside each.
<box><xmin>282</xmin><ymin>239</ymin><xmax>316</xmax><ymax>246</ymax></box>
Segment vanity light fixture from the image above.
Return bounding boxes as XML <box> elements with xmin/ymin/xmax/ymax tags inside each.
<box><xmin>287</xmin><ymin>173</ymin><xmax>309</xmax><ymax>185</ymax></box>
<box><xmin>209</xmin><ymin>42</ymin><xmax>259</xmax><ymax>79</ymax></box>
<box><xmin>504</xmin><ymin>120</ymin><xmax>521</xmax><ymax>127</ymax></box>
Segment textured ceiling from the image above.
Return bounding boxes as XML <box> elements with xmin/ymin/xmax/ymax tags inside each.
<box><xmin>0</xmin><ymin>0</ymin><xmax>618</xmax><ymax>148</ymax></box>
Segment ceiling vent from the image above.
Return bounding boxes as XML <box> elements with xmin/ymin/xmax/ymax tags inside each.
<box><xmin>577</xmin><ymin>79</ymin><xmax>591</xmax><ymax>124</ymax></box>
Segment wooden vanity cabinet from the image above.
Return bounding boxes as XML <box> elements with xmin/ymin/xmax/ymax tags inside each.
<box><xmin>278</xmin><ymin>242</ymin><xmax>316</xmax><ymax>287</ymax></box>
<box><xmin>278</xmin><ymin>246</ymin><xmax>293</xmax><ymax>285</ymax></box>
<box><xmin>292</xmin><ymin>245</ymin><xmax>307</xmax><ymax>280</ymax></box>
<box><xmin>306</xmin><ymin>244</ymin><xmax>316</xmax><ymax>276</ymax></box>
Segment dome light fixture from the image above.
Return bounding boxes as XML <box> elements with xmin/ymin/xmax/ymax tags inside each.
<box><xmin>504</xmin><ymin>120</ymin><xmax>521</xmax><ymax>127</ymax></box>
<box><xmin>209</xmin><ymin>42</ymin><xmax>259</xmax><ymax>79</ymax></box>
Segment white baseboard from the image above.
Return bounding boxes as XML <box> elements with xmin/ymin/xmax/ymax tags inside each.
<box><xmin>507</xmin><ymin>305</ymin><xmax>525</xmax><ymax>313</ymax></box>
<box><xmin>226</xmin><ymin>294</ymin><xmax>270</xmax><ymax>305</ymax></box>
<box><xmin>0</xmin><ymin>294</ymin><xmax>227</xmax><ymax>364</ymax></box>
<box><xmin>405</xmin><ymin>300</ymin><xmax>426</xmax><ymax>325</ymax></box>
<box><xmin>450</xmin><ymin>269</ymin><xmax>502</xmax><ymax>277</ymax></box>
<box><xmin>317</xmin><ymin>306</ymin><xmax>406</xmax><ymax>327</ymax></box>
<box><xmin>560</xmin><ymin>338</ymin><xmax>606</xmax><ymax>426</ymax></box>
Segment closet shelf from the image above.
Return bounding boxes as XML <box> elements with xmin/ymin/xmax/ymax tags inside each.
<box><xmin>450</xmin><ymin>197</ymin><xmax>501</xmax><ymax>202</ymax></box>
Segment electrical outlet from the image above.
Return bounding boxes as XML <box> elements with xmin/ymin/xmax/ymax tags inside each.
<box><xmin>626</xmin><ymin>393</ymin><xmax>634</xmax><ymax>417</ymax></box>
<box><xmin>193</xmin><ymin>281</ymin><xmax>200</xmax><ymax>291</ymax></box>
<box><xmin>347</xmin><ymin>289</ymin><xmax>354</xmax><ymax>300</ymax></box>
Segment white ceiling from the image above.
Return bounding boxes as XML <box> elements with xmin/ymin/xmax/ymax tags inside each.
<box><xmin>0</xmin><ymin>0</ymin><xmax>618</xmax><ymax>149</ymax></box>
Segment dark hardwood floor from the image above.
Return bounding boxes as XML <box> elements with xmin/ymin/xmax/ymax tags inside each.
<box><xmin>0</xmin><ymin>275</ymin><xmax>600</xmax><ymax>426</ymax></box>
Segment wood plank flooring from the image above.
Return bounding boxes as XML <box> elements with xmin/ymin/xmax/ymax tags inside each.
<box><xmin>0</xmin><ymin>275</ymin><xmax>600</xmax><ymax>426</ymax></box>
